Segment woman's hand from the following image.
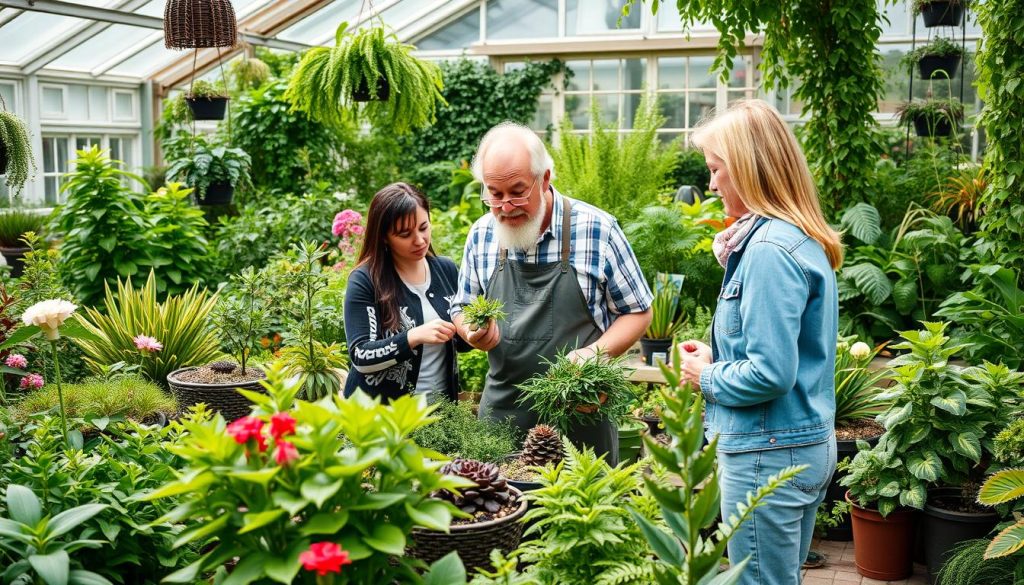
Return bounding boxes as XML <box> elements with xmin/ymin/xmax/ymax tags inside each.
<box><xmin>408</xmin><ymin>319</ymin><xmax>457</xmax><ymax>348</ymax></box>
<box><xmin>679</xmin><ymin>340</ymin><xmax>712</xmax><ymax>387</ymax></box>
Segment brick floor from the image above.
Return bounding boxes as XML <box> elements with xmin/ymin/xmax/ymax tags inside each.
<box><xmin>803</xmin><ymin>538</ymin><xmax>929</xmax><ymax>585</ymax></box>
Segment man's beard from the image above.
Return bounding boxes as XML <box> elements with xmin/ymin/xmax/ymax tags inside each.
<box><xmin>494</xmin><ymin>193</ymin><xmax>547</xmax><ymax>251</ymax></box>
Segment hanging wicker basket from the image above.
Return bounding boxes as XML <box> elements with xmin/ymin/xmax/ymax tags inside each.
<box><xmin>164</xmin><ymin>0</ymin><xmax>238</xmax><ymax>49</ymax></box>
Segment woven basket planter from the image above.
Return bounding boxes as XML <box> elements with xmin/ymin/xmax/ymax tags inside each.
<box><xmin>409</xmin><ymin>487</ymin><xmax>527</xmax><ymax>571</ymax></box>
<box><xmin>167</xmin><ymin>366</ymin><xmax>265</xmax><ymax>422</ymax></box>
<box><xmin>164</xmin><ymin>0</ymin><xmax>237</xmax><ymax>49</ymax></box>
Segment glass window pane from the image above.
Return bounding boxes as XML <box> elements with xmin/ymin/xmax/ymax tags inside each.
<box><xmin>0</xmin><ymin>13</ymin><xmax>80</xmax><ymax>63</ymax></box>
<box><xmin>878</xmin><ymin>0</ymin><xmax>909</xmax><ymax>37</ymax></box>
<box><xmin>688</xmin><ymin>92</ymin><xmax>716</xmax><ymax>127</ymax></box>
<box><xmin>486</xmin><ymin>0</ymin><xmax>557</xmax><ymax>40</ymax></box>
<box><xmin>566</xmin><ymin>0</ymin><xmax>639</xmax><ymax>35</ymax></box>
<box><xmin>623</xmin><ymin>93</ymin><xmax>644</xmax><ymax>129</ymax></box>
<box><xmin>659</xmin><ymin>57</ymin><xmax>685</xmax><ymax>90</ymax></box>
<box><xmin>45</xmin><ymin>178</ymin><xmax>58</xmax><ymax>206</ymax></box>
<box><xmin>660</xmin><ymin>93</ymin><xmax>686</xmax><ymax>128</ymax></box>
<box><xmin>592</xmin><ymin>59</ymin><xmax>618</xmax><ymax>91</ymax></box>
<box><xmin>121</xmin><ymin>138</ymin><xmax>134</xmax><ymax>168</ymax></box>
<box><xmin>532</xmin><ymin>94</ymin><xmax>553</xmax><ymax>130</ymax></box>
<box><xmin>596</xmin><ymin>94</ymin><xmax>619</xmax><ymax>125</ymax></box>
<box><xmin>68</xmin><ymin>85</ymin><xmax>88</xmax><ymax>120</ymax></box>
<box><xmin>565</xmin><ymin>60</ymin><xmax>589</xmax><ymax>91</ymax></box>
<box><xmin>76</xmin><ymin>136</ymin><xmax>99</xmax><ymax>152</ymax></box>
<box><xmin>50</xmin><ymin>25</ymin><xmax>154</xmax><ymax>70</ymax></box>
<box><xmin>623</xmin><ymin>58</ymin><xmax>646</xmax><ymax>90</ymax></box>
<box><xmin>42</xmin><ymin>87</ymin><xmax>64</xmax><ymax>116</ymax></box>
<box><xmin>108</xmin><ymin>40</ymin><xmax>182</xmax><ymax>78</ymax></box>
<box><xmin>57</xmin><ymin>139</ymin><xmax>68</xmax><ymax>171</ymax></box>
<box><xmin>278</xmin><ymin>0</ymin><xmax>360</xmax><ymax>43</ymax></box>
<box><xmin>0</xmin><ymin>83</ymin><xmax>14</xmax><ymax>112</ymax></box>
<box><xmin>689</xmin><ymin>57</ymin><xmax>715</xmax><ymax>89</ymax></box>
<box><xmin>566</xmin><ymin>94</ymin><xmax>588</xmax><ymax>129</ymax></box>
<box><xmin>109</xmin><ymin>138</ymin><xmax>122</xmax><ymax>163</ymax></box>
<box><xmin>730</xmin><ymin>57</ymin><xmax>753</xmax><ymax>88</ymax></box>
<box><xmin>43</xmin><ymin>138</ymin><xmax>56</xmax><ymax>173</ymax></box>
<box><xmin>115</xmin><ymin>92</ymin><xmax>134</xmax><ymax>119</ymax></box>
<box><xmin>416</xmin><ymin>9</ymin><xmax>480</xmax><ymax>50</ymax></box>
<box><xmin>89</xmin><ymin>86</ymin><xmax>108</xmax><ymax>121</ymax></box>
<box><xmin>657</xmin><ymin>2</ymin><xmax>685</xmax><ymax>32</ymax></box>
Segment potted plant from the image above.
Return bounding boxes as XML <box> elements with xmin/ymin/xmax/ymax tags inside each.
<box><xmin>903</xmin><ymin>36</ymin><xmax>967</xmax><ymax>79</ymax></box>
<box><xmin>410</xmin><ymin>458</ymin><xmax>527</xmax><ymax>571</ymax></box>
<box><xmin>165</xmin><ymin>135</ymin><xmax>251</xmax><ymax>205</ymax></box>
<box><xmin>898</xmin><ymin>98</ymin><xmax>964</xmax><ymax>137</ymax></box>
<box><xmin>0</xmin><ymin>106</ymin><xmax>36</xmax><ymax>197</ymax></box>
<box><xmin>499</xmin><ymin>424</ymin><xmax>565</xmax><ymax>492</ymax></box>
<box><xmin>460</xmin><ymin>295</ymin><xmax>507</xmax><ymax>333</ymax></box>
<box><xmin>184</xmin><ymin>79</ymin><xmax>229</xmax><ymax>121</ymax></box>
<box><xmin>640</xmin><ymin>274</ymin><xmax>685</xmax><ymax>366</ymax></box>
<box><xmin>412</xmin><ymin>398</ymin><xmax>520</xmax><ymax>464</ymax></box>
<box><xmin>230</xmin><ymin>53</ymin><xmax>270</xmax><ymax>91</ymax></box>
<box><xmin>516</xmin><ymin>350</ymin><xmax>638</xmax><ymax>439</ymax></box>
<box><xmin>167</xmin><ymin>266</ymin><xmax>268</xmax><ymax>421</ymax></box>
<box><xmin>915</xmin><ymin>0</ymin><xmax>967</xmax><ymax>28</ymax></box>
<box><xmin>286</xmin><ymin>22</ymin><xmax>445</xmax><ymax>134</ymax></box>
<box><xmin>632</xmin><ymin>386</ymin><xmax>666</xmax><ymax>436</ymax></box>
<box><xmin>0</xmin><ymin>211</ymin><xmax>45</xmax><ymax>277</ymax></box>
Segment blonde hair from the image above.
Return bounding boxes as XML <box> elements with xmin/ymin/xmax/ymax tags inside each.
<box><xmin>691</xmin><ymin>100</ymin><xmax>843</xmax><ymax>269</ymax></box>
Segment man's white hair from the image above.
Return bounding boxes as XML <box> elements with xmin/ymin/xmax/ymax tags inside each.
<box><xmin>471</xmin><ymin>121</ymin><xmax>556</xmax><ymax>183</ymax></box>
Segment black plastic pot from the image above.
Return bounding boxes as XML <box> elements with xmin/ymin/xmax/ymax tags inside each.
<box><xmin>199</xmin><ymin>181</ymin><xmax>234</xmax><ymax>206</ymax></box>
<box><xmin>918</xmin><ymin>54</ymin><xmax>961</xmax><ymax>79</ymax></box>
<box><xmin>186</xmin><ymin>96</ymin><xmax>228</xmax><ymax>120</ymax></box>
<box><xmin>912</xmin><ymin>113</ymin><xmax>956</xmax><ymax>137</ymax></box>
<box><xmin>919</xmin><ymin>1</ymin><xmax>966</xmax><ymax>27</ymax></box>
<box><xmin>0</xmin><ymin>142</ymin><xmax>8</xmax><ymax>175</ymax></box>
<box><xmin>922</xmin><ymin>487</ymin><xmax>999</xmax><ymax>583</ymax></box>
<box><xmin>822</xmin><ymin>432</ymin><xmax>881</xmax><ymax>541</ymax></box>
<box><xmin>352</xmin><ymin>75</ymin><xmax>390</xmax><ymax>102</ymax></box>
<box><xmin>639</xmin><ymin>337</ymin><xmax>673</xmax><ymax>367</ymax></box>
<box><xmin>0</xmin><ymin>246</ymin><xmax>31</xmax><ymax>278</ymax></box>
<box><xmin>640</xmin><ymin>415</ymin><xmax>663</xmax><ymax>436</ymax></box>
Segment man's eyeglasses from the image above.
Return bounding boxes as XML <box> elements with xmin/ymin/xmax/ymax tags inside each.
<box><xmin>481</xmin><ymin>178</ymin><xmax>537</xmax><ymax>209</ymax></box>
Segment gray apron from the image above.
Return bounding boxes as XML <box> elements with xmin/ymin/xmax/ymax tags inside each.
<box><xmin>479</xmin><ymin>196</ymin><xmax>618</xmax><ymax>465</ymax></box>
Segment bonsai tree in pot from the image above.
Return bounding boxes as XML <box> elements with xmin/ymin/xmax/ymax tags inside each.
<box><xmin>0</xmin><ymin>211</ymin><xmax>46</xmax><ymax>277</ymax></box>
<box><xmin>286</xmin><ymin>22</ymin><xmax>445</xmax><ymax>134</ymax></box>
<box><xmin>0</xmin><ymin>105</ymin><xmax>36</xmax><ymax>197</ymax></box>
<box><xmin>903</xmin><ymin>36</ymin><xmax>967</xmax><ymax>79</ymax></box>
<box><xmin>640</xmin><ymin>274</ymin><xmax>685</xmax><ymax>366</ymax></box>
<box><xmin>184</xmin><ymin>79</ymin><xmax>229</xmax><ymax>121</ymax></box>
<box><xmin>915</xmin><ymin>0</ymin><xmax>968</xmax><ymax>28</ymax></box>
<box><xmin>516</xmin><ymin>349</ymin><xmax>638</xmax><ymax>437</ymax></box>
<box><xmin>165</xmin><ymin>134</ymin><xmax>251</xmax><ymax>205</ymax></box>
<box><xmin>897</xmin><ymin>98</ymin><xmax>965</xmax><ymax>137</ymax></box>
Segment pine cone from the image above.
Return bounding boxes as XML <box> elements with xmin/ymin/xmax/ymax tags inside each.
<box><xmin>520</xmin><ymin>425</ymin><xmax>565</xmax><ymax>468</ymax></box>
<box><xmin>437</xmin><ymin>459</ymin><xmax>514</xmax><ymax>514</ymax></box>
<box><xmin>208</xmin><ymin>360</ymin><xmax>238</xmax><ymax>374</ymax></box>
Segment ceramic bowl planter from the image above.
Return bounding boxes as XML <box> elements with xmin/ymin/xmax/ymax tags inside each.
<box><xmin>913</xmin><ymin>113</ymin><xmax>956</xmax><ymax>137</ymax></box>
<box><xmin>167</xmin><ymin>363</ymin><xmax>267</xmax><ymax>422</ymax></box>
<box><xmin>0</xmin><ymin>245</ymin><xmax>30</xmax><ymax>277</ymax></box>
<box><xmin>922</xmin><ymin>487</ymin><xmax>1000</xmax><ymax>582</ymax></box>
<box><xmin>847</xmin><ymin>491</ymin><xmax>915</xmax><ymax>580</ymax></box>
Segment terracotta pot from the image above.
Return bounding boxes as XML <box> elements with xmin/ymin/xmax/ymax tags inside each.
<box><xmin>574</xmin><ymin>392</ymin><xmax>607</xmax><ymax>414</ymax></box>
<box><xmin>847</xmin><ymin>491</ymin><xmax>915</xmax><ymax>580</ymax></box>
<box><xmin>823</xmin><ymin>432</ymin><xmax>882</xmax><ymax>541</ymax></box>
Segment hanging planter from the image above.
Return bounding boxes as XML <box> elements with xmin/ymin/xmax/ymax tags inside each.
<box><xmin>164</xmin><ymin>0</ymin><xmax>237</xmax><ymax>49</ymax></box>
<box><xmin>915</xmin><ymin>0</ymin><xmax>967</xmax><ymax>28</ymax></box>
<box><xmin>165</xmin><ymin>135</ymin><xmax>250</xmax><ymax>206</ymax></box>
<box><xmin>183</xmin><ymin>79</ymin><xmax>229</xmax><ymax>121</ymax></box>
<box><xmin>285</xmin><ymin>22</ymin><xmax>445</xmax><ymax>134</ymax></box>
<box><xmin>897</xmin><ymin>99</ymin><xmax>963</xmax><ymax>138</ymax></box>
<box><xmin>903</xmin><ymin>37</ymin><xmax>966</xmax><ymax>80</ymax></box>
<box><xmin>0</xmin><ymin>107</ymin><xmax>36</xmax><ymax>197</ymax></box>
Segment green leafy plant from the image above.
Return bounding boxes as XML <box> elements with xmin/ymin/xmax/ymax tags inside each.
<box><xmin>834</xmin><ymin>337</ymin><xmax>890</xmax><ymax>428</ymax></box>
<box><xmin>186</xmin><ymin>79</ymin><xmax>227</xmax><ymax>99</ymax></box>
<box><xmin>902</xmin><ymin>36</ymin><xmax>967</xmax><ymax>65</ymax></box>
<box><xmin>551</xmin><ymin>94</ymin><xmax>679</xmax><ymax>222</ymax></box>
<box><xmin>142</xmin><ymin>363</ymin><xmax>473</xmax><ymax>584</ymax></box>
<box><xmin>165</xmin><ymin>135</ymin><xmax>251</xmax><ymax>202</ymax></box>
<box><xmin>516</xmin><ymin>350</ymin><xmax>639</xmax><ymax>435</ymax></box>
<box><xmin>230</xmin><ymin>55</ymin><xmax>271</xmax><ymax>91</ymax></box>
<box><xmin>644</xmin><ymin>275</ymin><xmax>685</xmax><ymax>340</ymax></box>
<box><xmin>461</xmin><ymin>296</ymin><xmax>507</xmax><ymax>332</ymax></box>
<box><xmin>840</xmin><ymin>438</ymin><xmax>927</xmax><ymax>517</ymax></box>
<box><xmin>13</xmin><ymin>232</ymin><xmax>71</xmax><ymax>313</ymax></box>
<box><xmin>212</xmin><ymin>266</ymin><xmax>269</xmax><ymax>375</ymax></box>
<box><xmin>930</xmin><ymin>165</ymin><xmax>985</xmax><ymax>233</ymax></box>
<box><xmin>411</xmin><ymin>398</ymin><xmax>519</xmax><ymax>463</ymax></box>
<box><xmin>993</xmin><ymin>418</ymin><xmax>1024</xmax><ymax>467</ymax></box>
<box><xmin>814</xmin><ymin>499</ymin><xmax>852</xmax><ymax>538</ymax></box>
<box><xmin>13</xmin><ymin>374</ymin><xmax>176</xmax><ymax>424</ymax></box>
<box><xmin>286</xmin><ymin>22</ymin><xmax>445</xmax><ymax>134</ymax></box>
<box><xmin>142</xmin><ymin>182</ymin><xmax>211</xmax><ymax>294</ymax></box>
<box><xmin>0</xmin><ymin>107</ymin><xmax>36</xmax><ymax>196</ymax></box>
<box><xmin>458</xmin><ymin>349</ymin><xmax>489</xmax><ymax>394</ymax></box>
<box><xmin>936</xmin><ymin>266</ymin><xmax>1024</xmax><ymax>369</ymax></box>
<box><xmin>0</xmin><ymin>210</ymin><xmax>45</xmax><ymax>249</ymax></box>
<box><xmin>73</xmin><ymin>272</ymin><xmax>222</xmax><ymax>385</ymax></box>
<box><xmin>628</xmin><ymin>345</ymin><xmax>805</xmax><ymax>584</ymax></box>
<box><xmin>934</xmin><ymin>538</ymin><xmax>1019</xmax><ymax>585</ymax></box>
<box><xmin>897</xmin><ymin>98</ymin><xmax>965</xmax><ymax>128</ymax></box>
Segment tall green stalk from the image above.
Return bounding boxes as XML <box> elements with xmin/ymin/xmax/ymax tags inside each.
<box><xmin>50</xmin><ymin>340</ymin><xmax>68</xmax><ymax>445</ymax></box>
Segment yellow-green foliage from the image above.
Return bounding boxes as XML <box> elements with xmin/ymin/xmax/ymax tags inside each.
<box><xmin>73</xmin><ymin>271</ymin><xmax>223</xmax><ymax>385</ymax></box>
<box><xmin>14</xmin><ymin>375</ymin><xmax>177</xmax><ymax>422</ymax></box>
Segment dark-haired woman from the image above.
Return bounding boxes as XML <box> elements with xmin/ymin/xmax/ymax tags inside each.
<box><xmin>343</xmin><ymin>182</ymin><xmax>468</xmax><ymax>401</ymax></box>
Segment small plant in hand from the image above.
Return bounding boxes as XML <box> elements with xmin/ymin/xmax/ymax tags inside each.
<box><xmin>433</xmin><ymin>458</ymin><xmax>519</xmax><ymax>523</ymax></box>
<box><xmin>516</xmin><ymin>349</ymin><xmax>638</xmax><ymax>435</ymax></box>
<box><xmin>462</xmin><ymin>295</ymin><xmax>507</xmax><ymax>332</ymax></box>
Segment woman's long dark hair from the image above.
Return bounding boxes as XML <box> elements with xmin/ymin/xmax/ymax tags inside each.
<box><xmin>355</xmin><ymin>182</ymin><xmax>435</xmax><ymax>332</ymax></box>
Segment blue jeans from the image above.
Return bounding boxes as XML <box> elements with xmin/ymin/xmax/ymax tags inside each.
<box><xmin>718</xmin><ymin>436</ymin><xmax>836</xmax><ymax>585</ymax></box>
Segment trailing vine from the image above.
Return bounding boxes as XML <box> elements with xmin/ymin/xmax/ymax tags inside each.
<box><xmin>626</xmin><ymin>0</ymin><xmax>887</xmax><ymax>219</ymax></box>
<box><xmin>974</xmin><ymin>0</ymin><xmax>1024</xmax><ymax>269</ymax></box>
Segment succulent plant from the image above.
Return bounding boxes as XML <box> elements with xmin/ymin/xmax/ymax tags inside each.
<box><xmin>462</xmin><ymin>296</ymin><xmax>507</xmax><ymax>332</ymax></box>
<box><xmin>436</xmin><ymin>459</ymin><xmax>515</xmax><ymax>515</ymax></box>
<box><xmin>208</xmin><ymin>360</ymin><xmax>238</xmax><ymax>374</ymax></box>
<box><xmin>520</xmin><ymin>425</ymin><xmax>565</xmax><ymax>468</ymax></box>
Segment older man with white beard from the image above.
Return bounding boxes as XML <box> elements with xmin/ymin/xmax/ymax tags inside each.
<box><xmin>451</xmin><ymin>121</ymin><xmax>653</xmax><ymax>464</ymax></box>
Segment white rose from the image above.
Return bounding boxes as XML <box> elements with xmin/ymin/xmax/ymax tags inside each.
<box><xmin>850</xmin><ymin>341</ymin><xmax>871</xmax><ymax>360</ymax></box>
<box><xmin>22</xmin><ymin>299</ymin><xmax>78</xmax><ymax>341</ymax></box>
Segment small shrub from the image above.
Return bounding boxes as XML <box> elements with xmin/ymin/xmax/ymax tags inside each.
<box><xmin>412</xmin><ymin>398</ymin><xmax>520</xmax><ymax>463</ymax></box>
<box><xmin>13</xmin><ymin>374</ymin><xmax>176</xmax><ymax>422</ymax></box>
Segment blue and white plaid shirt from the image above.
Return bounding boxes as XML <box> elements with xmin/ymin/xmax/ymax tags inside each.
<box><xmin>452</xmin><ymin>189</ymin><xmax>653</xmax><ymax>330</ymax></box>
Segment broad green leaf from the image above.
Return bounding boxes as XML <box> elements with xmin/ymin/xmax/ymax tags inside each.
<box><xmin>300</xmin><ymin>473</ymin><xmax>343</xmax><ymax>509</ymax></box>
<box><xmin>68</xmin><ymin>570</ymin><xmax>114</xmax><ymax>585</ymax></box>
<box><xmin>29</xmin><ymin>550</ymin><xmax>70</xmax><ymax>585</ymax></box>
<box><xmin>272</xmin><ymin>492</ymin><xmax>310</xmax><ymax>516</ymax></box>
<box><xmin>985</xmin><ymin>520</ymin><xmax>1024</xmax><ymax>559</ymax></box>
<box><xmin>882</xmin><ymin>402</ymin><xmax>913</xmax><ymax>429</ymax></box>
<box><xmin>906</xmin><ymin>451</ymin><xmax>942</xmax><ymax>482</ymax></box>
<box><xmin>979</xmin><ymin>469</ymin><xmax>1024</xmax><ymax>505</ymax></box>
<box><xmin>405</xmin><ymin>500</ymin><xmax>452</xmax><ymax>532</ymax></box>
<box><xmin>299</xmin><ymin>511</ymin><xmax>349</xmax><ymax>536</ymax></box>
<box><xmin>629</xmin><ymin>508</ymin><xmax>684</xmax><ymax>566</ymax></box>
<box><xmin>843</xmin><ymin>263</ymin><xmax>892</xmax><ymax>306</ymax></box>
<box><xmin>221</xmin><ymin>554</ymin><xmax>265</xmax><ymax>585</ymax></box>
<box><xmin>930</xmin><ymin>390</ymin><xmax>967</xmax><ymax>416</ymax></box>
<box><xmin>422</xmin><ymin>551</ymin><xmax>466</xmax><ymax>585</ymax></box>
<box><xmin>238</xmin><ymin>510</ymin><xmax>286</xmax><ymax>535</ymax></box>
<box><xmin>173</xmin><ymin>514</ymin><xmax>229</xmax><ymax>549</ymax></box>
<box><xmin>48</xmin><ymin>504</ymin><xmax>108</xmax><ymax>539</ymax></box>
<box><xmin>704</xmin><ymin>555</ymin><xmax>751</xmax><ymax>585</ymax></box>
<box><xmin>142</xmin><ymin>471</ymin><xmax>216</xmax><ymax>500</ymax></box>
<box><xmin>229</xmin><ymin>467</ymin><xmax>280</xmax><ymax>486</ymax></box>
<box><xmin>840</xmin><ymin>203</ymin><xmax>881</xmax><ymax>245</ymax></box>
<box><xmin>363</xmin><ymin>523</ymin><xmax>406</xmax><ymax>555</ymax></box>
<box><xmin>264</xmin><ymin>539</ymin><xmax>307</xmax><ymax>583</ymax></box>
<box><xmin>0</xmin><ymin>325</ymin><xmax>41</xmax><ymax>350</ymax></box>
<box><xmin>6</xmin><ymin>485</ymin><xmax>42</xmax><ymax>526</ymax></box>
<box><xmin>951</xmin><ymin>432</ymin><xmax>982</xmax><ymax>463</ymax></box>
<box><xmin>349</xmin><ymin>491</ymin><xmax>406</xmax><ymax>511</ymax></box>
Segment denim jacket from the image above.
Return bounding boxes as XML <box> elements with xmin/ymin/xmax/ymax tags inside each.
<box><xmin>698</xmin><ymin>217</ymin><xmax>838</xmax><ymax>453</ymax></box>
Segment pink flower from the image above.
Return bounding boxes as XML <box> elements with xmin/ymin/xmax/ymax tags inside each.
<box><xmin>226</xmin><ymin>416</ymin><xmax>267</xmax><ymax>452</ymax></box>
<box><xmin>19</xmin><ymin>373</ymin><xmax>44</xmax><ymax>390</ymax></box>
<box><xmin>133</xmin><ymin>334</ymin><xmax>163</xmax><ymax>353</ymax></box>
<box><xmin>274</xmin><ymin>440</ymin><xmax>299</xmax><ymax>465</ymax></box>
<box><xmin>332</xmin><ymin>209</ymin><xmax>364</xmax><ymax>238</ymax></box>
<box><xmin>300</xmin><ymin>542</ymin><xmax>352</xmax><ymax>576</ymax></box>
<box><xmin>4</xmin><ymin>354</ymin><xmax>27</xmax><ymax>369</ymax></box>
<box><xmin>269</xmin><ymin>412</ymin><xmax>296</xmax><ymax>439</ymax></box>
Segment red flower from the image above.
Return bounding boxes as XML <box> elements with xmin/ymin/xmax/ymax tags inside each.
<box><xmin>226</xmin><ymin>416</ymin><xmax>267</xmax><ymax>452</ymax></box>
<box><xmin>300</xmin><ymin>542</ymin><xmax>352</xmax><ymax>576</ymax></box>
<box><xmin>274</xmin><ymin>440</ymin><xmax>300</xmax><ymax>465</ymax></box>
<box><xmin>269</xmin><ymin>412</ymin><xmax>297</xmax><ymax>439</ymax></box>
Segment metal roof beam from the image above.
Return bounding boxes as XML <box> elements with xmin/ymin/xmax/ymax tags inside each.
<box><xmin>0</xmin><ymin>0</ymin><xmax>162</xmax><ymax>28</ymax></box>
<box><xmin>0</xmin><ymin>7</ymin><xmax>24</xmax><ymax>28</ymax></box>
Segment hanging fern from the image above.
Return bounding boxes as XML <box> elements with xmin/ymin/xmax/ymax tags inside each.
<box><xmin>0</xmin><ymin>109</ymin><xmax>37</xmax><ymax>196</ymax></box>
<box><xmin>285</xmin><ymin>22</ymin><xmax>445</xmax><ymax>134</ymax></box>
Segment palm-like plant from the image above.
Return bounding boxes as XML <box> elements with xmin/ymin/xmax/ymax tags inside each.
<box><xmin>930</xmin><ymin>165</ymin><xmax>986</xmax><ymax>232</ymax></box>
<box><xmin>644</xmin><ymin>276</ymin><xmax>685</xmax><ymax>340</ymax></box>
<box><xmin>286</xmin><ymin>22</ymin><xmax>445</xmax><ymax>134</ymax></box>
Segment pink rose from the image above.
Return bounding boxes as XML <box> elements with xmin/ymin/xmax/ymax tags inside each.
<box><xmin>4</xmin><ymin>354</ymin><xmax>27</xmax><ymax>369</ymax></box>
<box><xmin>19</xmin><ymin>373</ymin><xmax>44</xmax><ymax>390</ymax></box>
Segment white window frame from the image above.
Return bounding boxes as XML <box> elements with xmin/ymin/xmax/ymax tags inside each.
<box><xmin>39</xmin><ymin>83</ymin><xmax>68</xmax><ymax>120</ymax></box>
<box><xmin>39</xmin><ymin>132</ymin><xmax>143</xmax><ymax>206</ymax></box>
<box><xmin>111</xmin><ymin>89</ymin><xmax>137</xmax><ymax>122</ymax></box>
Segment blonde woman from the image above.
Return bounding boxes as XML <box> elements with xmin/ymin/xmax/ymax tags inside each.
<box><xmin>677</xmin><ymin>99</ymin><xmax>843</xmax><ymax>584</ymax></box>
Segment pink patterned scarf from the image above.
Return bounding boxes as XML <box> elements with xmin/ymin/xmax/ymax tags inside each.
<box><xmin>712</xmin><ymin>213</ymin><xmax>761</xmax><ymax>268</ymax></box>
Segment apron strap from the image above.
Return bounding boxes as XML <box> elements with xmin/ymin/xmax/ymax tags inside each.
<box><xmin>560</xmin><ymin>196</ymin><xmax>572</xmax><ymax>273</ymax></box>
<box><xmin>499</xmin><ymin>247</ymin><xmax>507</xmax><ymax>271</ymax></box>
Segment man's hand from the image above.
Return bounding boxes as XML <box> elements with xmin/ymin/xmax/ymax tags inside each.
<box><xmin>464</xmin><ymin>318</ymin><xmax>501</xmax><ymax>351</ymax></box>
